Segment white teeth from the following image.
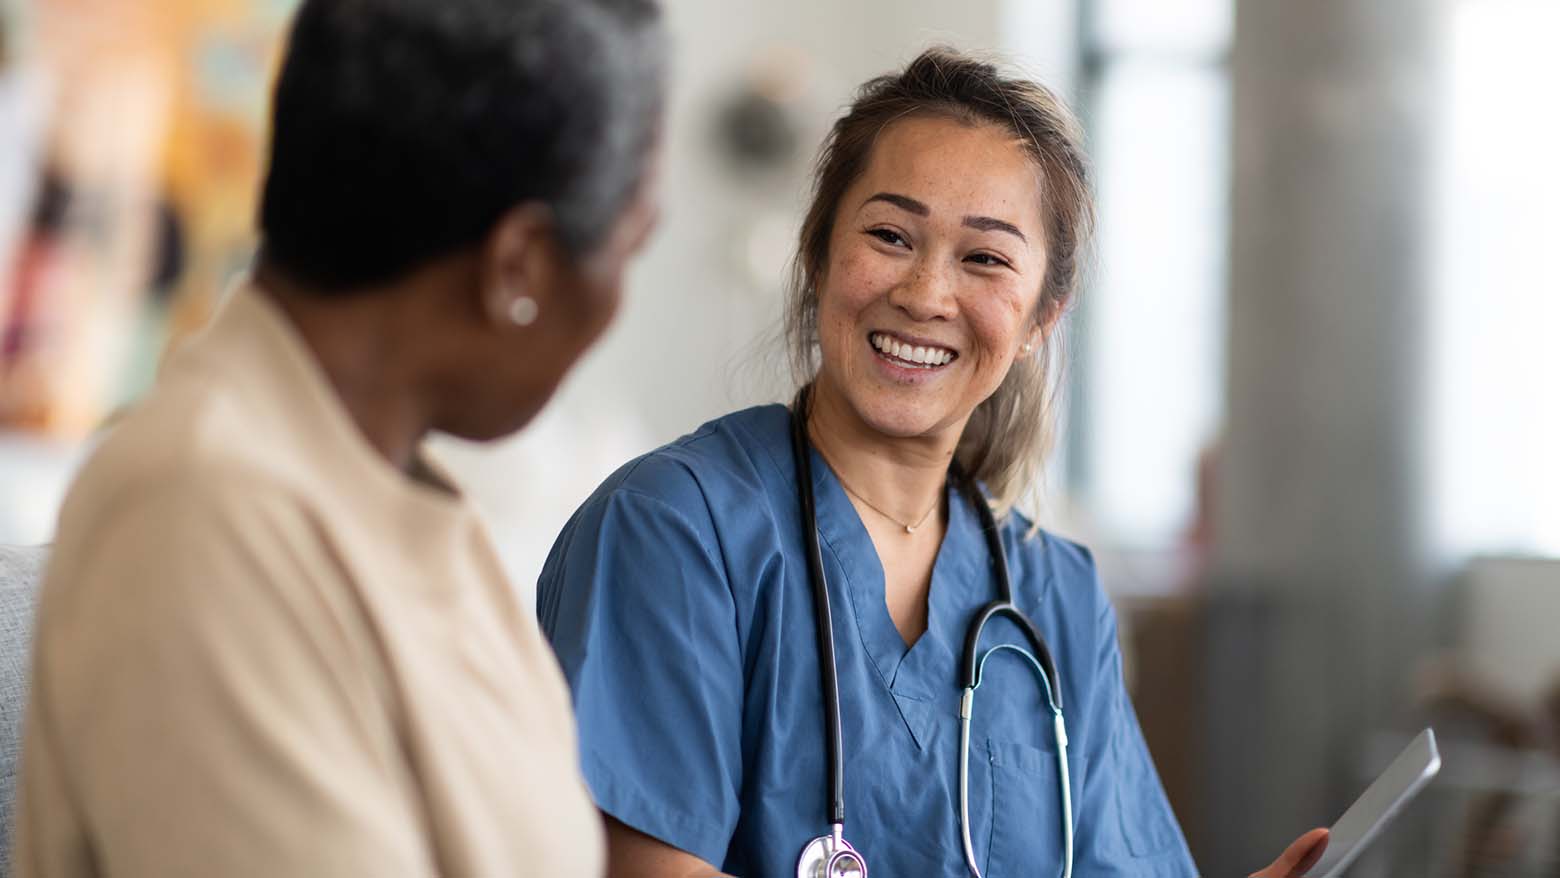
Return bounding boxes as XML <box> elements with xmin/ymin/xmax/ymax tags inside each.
<box><xmin>870</xmin><ymin>332</ymin><xmax>954</xmax><ymax>367</ymax></box>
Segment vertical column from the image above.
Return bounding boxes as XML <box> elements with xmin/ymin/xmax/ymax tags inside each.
<box><xmin>1199</xmin><ymin>1</ymin><xmax>1440</xmax><ymax>873</ymax></box>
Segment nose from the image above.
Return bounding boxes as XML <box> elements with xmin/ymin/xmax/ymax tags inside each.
<box><xmin>887</xmin><ymin>256</ymin><xmax>958</xmax><ymax>323</ymax></box>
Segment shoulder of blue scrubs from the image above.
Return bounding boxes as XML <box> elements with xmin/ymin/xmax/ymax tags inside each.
<box><xmin>555</xmin><ymin>402</ymin><xmax>788</xmax><ymax>524</ymax></box>
<box><xmin>998</xmin><ymin>510</ymin><xmax>1110</xmax><ymax>618</ymax></box>
<box><xmin>536</xmin><ymin>403</ymin><xmax>794</xmax><ymax>867</ymax></box>
<box><xmin>997</xmin><ymin>512</ymin><xmax>1199</xmax><ymax>876</ymax></box>
<box><xmin>539</xmin><ymin>403</ymin><xmax>791</xmax><ymax>596</ymax></box>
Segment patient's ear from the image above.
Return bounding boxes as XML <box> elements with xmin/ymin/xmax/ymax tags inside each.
<box><xmin>478</xmin><ymin>203</ymin><xmax>562</xmax><ymax>330</ymax></box>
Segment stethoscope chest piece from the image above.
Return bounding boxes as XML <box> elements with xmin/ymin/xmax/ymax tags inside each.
<box><xmin>797</xmin><ymin>830</ymin><xmax>867</xmax><ymax>878</ymax></box>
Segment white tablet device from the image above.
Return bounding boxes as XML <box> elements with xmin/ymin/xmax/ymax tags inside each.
<box><xmin>1308</xmin><ymin>728</ymin><xmax>1442</xmax><ymax>877</ymax></box>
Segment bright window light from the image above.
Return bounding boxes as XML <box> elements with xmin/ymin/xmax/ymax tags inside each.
<box><xmin>1429</xmin><ymin>0</ymin><xmax>1560</xmax><ymax>557</ymax></box>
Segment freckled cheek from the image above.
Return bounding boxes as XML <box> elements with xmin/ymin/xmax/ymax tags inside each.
<box><xmin>963</xmin><ymin>294</ymin><xmax>1032</xmax><ymax>374</ymax></box>
<box><xmin>817</xmin><ymin>259</ymin><xmax>872</xmax><ymax>370</ymax></box>
<box><xmin>824</xmin><ymin>244</ymin><xmax>904</xmax><ymax>315</ymax></box>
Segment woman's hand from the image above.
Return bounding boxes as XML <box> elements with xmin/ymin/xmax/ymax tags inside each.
<box><xmin>1248</xmin><ymin>827</ymin><xmax>1329</xmax><ymax>878</ymax></box>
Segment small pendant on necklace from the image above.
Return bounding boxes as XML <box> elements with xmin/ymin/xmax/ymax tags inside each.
<box><xmin>904</xmin><ymin>524</ymin><xmax>916</xmax><ymax>534</ymax></box>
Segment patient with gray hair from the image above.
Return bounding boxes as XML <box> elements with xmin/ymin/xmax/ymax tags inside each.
<box><xmin>13</xmin><ymin>1</ymin><xmax>664</xmax><ymax>875</ymax></box>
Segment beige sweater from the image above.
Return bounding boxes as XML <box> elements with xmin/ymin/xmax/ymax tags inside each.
<box><xmin>15</xmin><ymin>286</ymin><xmax>604</xmax><ymax>877</ymax></box>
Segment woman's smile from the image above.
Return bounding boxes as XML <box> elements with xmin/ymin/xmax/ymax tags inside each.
<box><xmin>868</xmin><ymin>330</ymin><xmax>959</xmax><ymax>374</ymax></box>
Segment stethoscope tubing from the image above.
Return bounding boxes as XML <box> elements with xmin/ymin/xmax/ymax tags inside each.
<box><xmin>791</xmin><ymin>389</ymin><xmax>847</xmax><ymax>828</ymax></box>
<box><xmin>959</xmin><ymin>646</ymin><xmax>1074</xmax><ymax>878</ymax></box>
<box><xmin>790</xmin><ymin>387</ymin><xmax>1072</xmax><ymax>878</ymax></box>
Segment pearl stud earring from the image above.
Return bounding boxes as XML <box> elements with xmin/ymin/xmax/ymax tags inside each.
<box><xmin>507</xmin><ymin>296</ymin><xmax>539</xmax><ymax>327</ymax></box>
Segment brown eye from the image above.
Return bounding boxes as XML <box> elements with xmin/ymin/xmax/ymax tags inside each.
<box><xmin>867</xmin><ymin>228</ymin><xmax>908</xmax><ymax>247</ymax></box>
<box><xmin>966</xmin><ymin>252</ymin><xmax>1011</xmax><ymax>269</ymax></box>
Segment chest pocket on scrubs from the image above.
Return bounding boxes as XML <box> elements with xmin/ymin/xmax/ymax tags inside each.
<box><xmin>985</xmin><ymin>738</ymin><xmax>1086</xmax><ymax>878</ymax></box>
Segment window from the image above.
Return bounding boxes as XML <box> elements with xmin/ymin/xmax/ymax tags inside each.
<box><xmin>1073</xmin><ymin>0</ymin><xmax>1233</xmax><ymax>548</ymax></box>
<box><xmin>1429</xmin><ymin>0</ymin><xmax>1560</xmax><ymax>557</ymax></box>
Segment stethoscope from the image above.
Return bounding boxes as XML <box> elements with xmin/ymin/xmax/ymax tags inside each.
<box><xmin>789</xmin><ymin>388</ymin><xmax>1075</xmax><ymax>878</ymax></box>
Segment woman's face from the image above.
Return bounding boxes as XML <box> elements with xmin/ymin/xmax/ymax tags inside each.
<box><xmin>813</xmin><ymin>115</ymin><xmax>1049</xmax><ymax>444</ymax></box>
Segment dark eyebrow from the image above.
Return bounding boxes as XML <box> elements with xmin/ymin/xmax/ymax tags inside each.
<box><xmin>962</xmin><ymin>215</ymin><xmax>1027</xmax><ymax>242</ymax></box>
<box><xmin>862</xmin><ymin>192</ymin><xmax>929</xmax><ymax>216</ymax></box>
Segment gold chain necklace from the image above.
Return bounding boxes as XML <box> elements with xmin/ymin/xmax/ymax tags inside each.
<box><xmin>830</xmin><ymin>467</ymin><xmax>942</xmax><ymax>535</ymax></box>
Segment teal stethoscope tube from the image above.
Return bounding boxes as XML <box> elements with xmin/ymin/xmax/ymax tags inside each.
<box><xmin>790</xmin><ymin>388</ymin><xmax>1074</xmax><ymax>878</ymax></box>
<box><xmin>959</xmin><ymin>646</ymin><xmax>1074</xmax><ymax>878</ymax></box>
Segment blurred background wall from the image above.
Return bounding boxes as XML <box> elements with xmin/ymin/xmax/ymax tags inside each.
<box><xmin>2</xmin><ymin>0</ymin><xmax>1557</xmax><ymax>874</ymax></box>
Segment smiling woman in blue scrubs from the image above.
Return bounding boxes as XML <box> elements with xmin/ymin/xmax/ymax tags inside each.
<box><xmin>538</xmin><ymin>49</ymin><xmax>1328</xmax><ymax>878</ymax></box>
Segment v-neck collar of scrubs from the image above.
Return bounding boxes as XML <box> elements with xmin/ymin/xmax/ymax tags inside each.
<box><xmin>804</xmin><ymin>445</ymin><xmax>988</xmax><ymax>704</ymax></box>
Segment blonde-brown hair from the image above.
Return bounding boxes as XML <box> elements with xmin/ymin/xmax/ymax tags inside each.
<box><xmin>784</xmin><ymin>47</ymin><xmax>1095</xmax><ymax>520</ymax></box>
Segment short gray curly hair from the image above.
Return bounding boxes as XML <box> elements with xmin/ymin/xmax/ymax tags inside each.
<box><xmin>260</xmin><ymin>0</ymin><xmax>667</xmax><ymax>290</ymax></box>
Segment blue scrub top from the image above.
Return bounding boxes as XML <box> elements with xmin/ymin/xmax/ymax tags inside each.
<box><xmin>538</xmin><ymin>405</ymin><xmax>1197</xmax><ymax>877</ymax></box>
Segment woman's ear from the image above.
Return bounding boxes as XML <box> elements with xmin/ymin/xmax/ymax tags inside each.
<box><xmin>480</xmin><ymin>203</ymin><xmax>557</xmax><ymax>329</ymax></box>
<box><xmin>1032</xmin><ymin>294</ymin><xmax>1068</xmax><ymax>348</ymax></box>
<box><xmin>1020</xmin><ymin>325</ymin><xmax>1043</xmax><ymax>357</ymax></box>
<box><xmin>1018</xmin><ymin>295</ymin><xmax>1065</xmax><ymax>358</ymax></box>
